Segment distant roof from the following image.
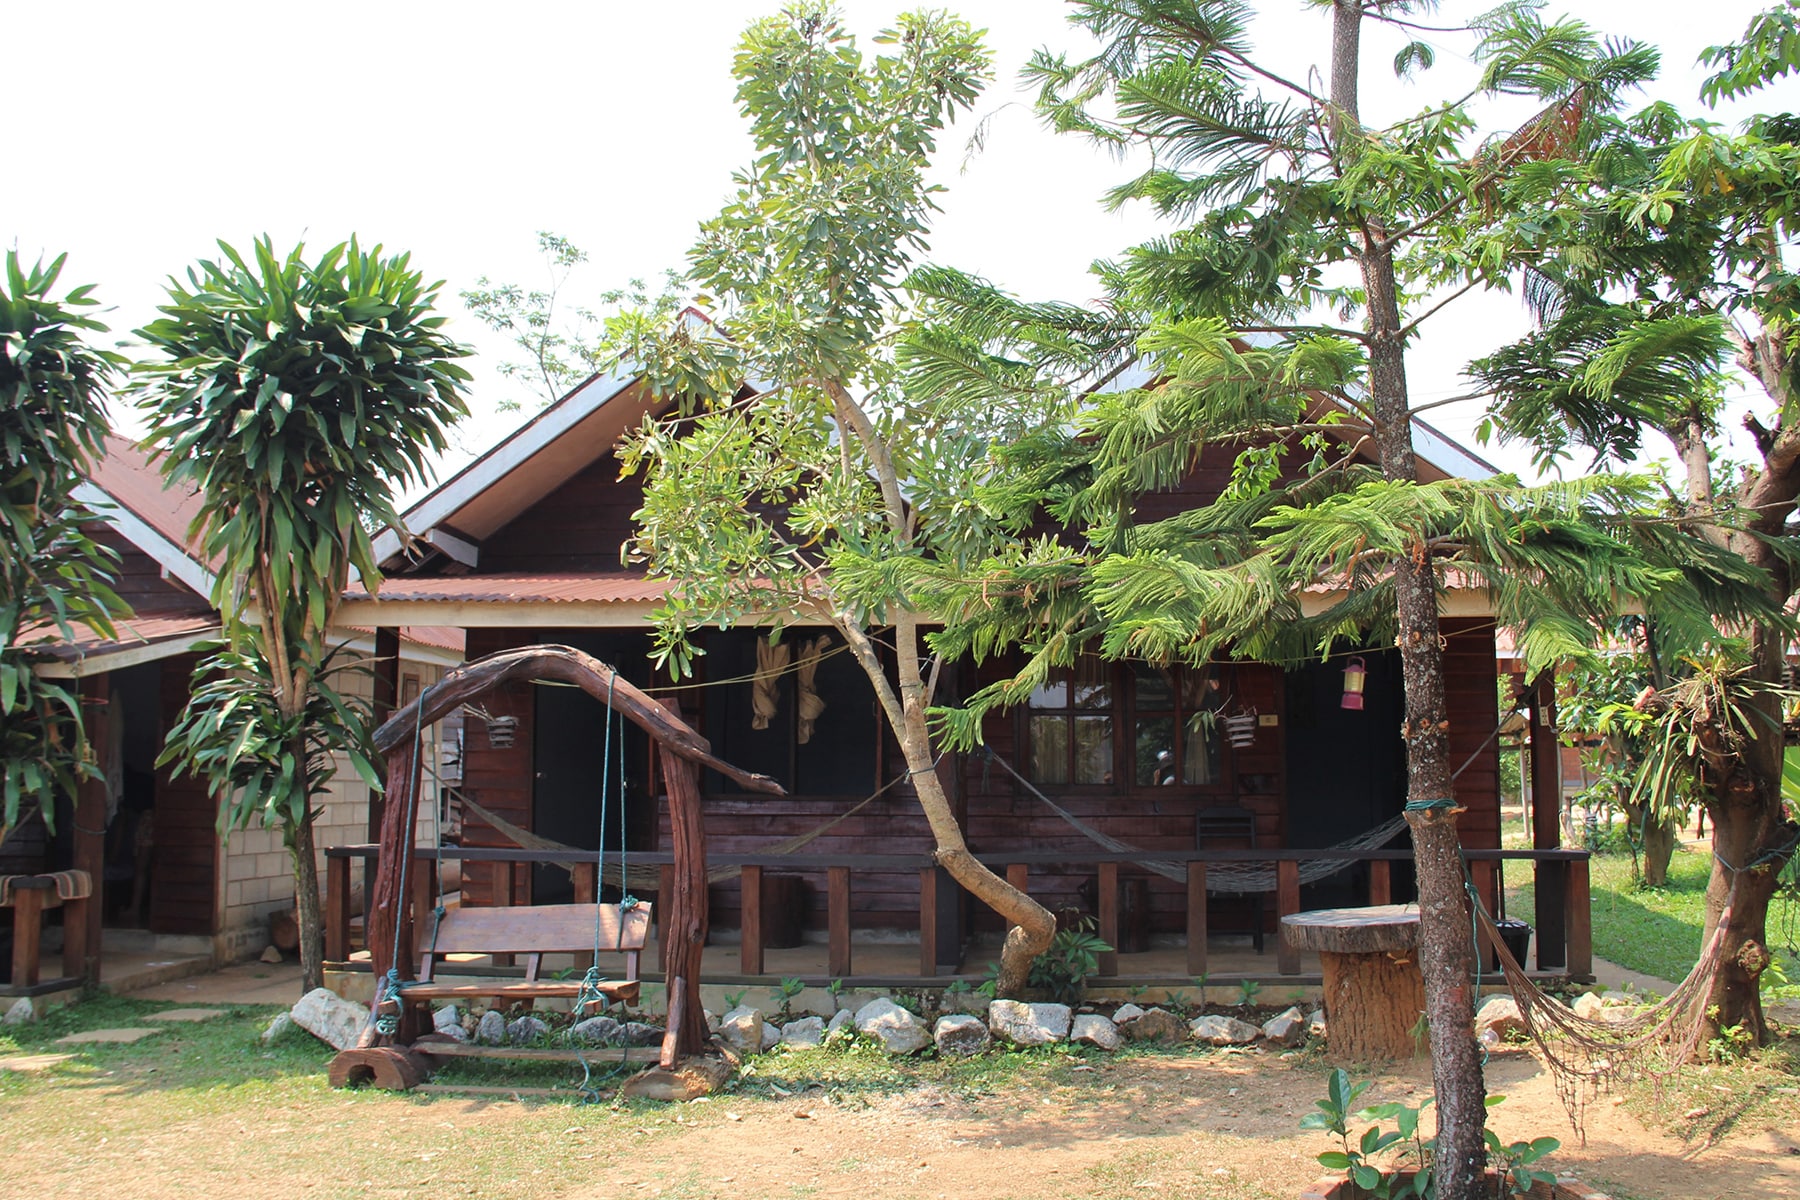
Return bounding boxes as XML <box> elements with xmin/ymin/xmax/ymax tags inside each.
<box><xmin>88</xmin><ymin>434</ymin><xmax>210</xmax><ymax>563</ymax></box>
<box><xmin>346</xmin><ymin>572</ymin><xmax>666</xmax><ymax>605</ymax></box>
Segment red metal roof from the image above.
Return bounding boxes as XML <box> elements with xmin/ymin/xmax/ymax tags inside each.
<box><xmin>31</xmin><ymin>613</ymin><xmax>220</xmax><ymax>662</ymax></box>
<box><xmin>343</xmin><ymin>572</ymin><xmax>667</xmax><ymax>606</ymax></box>
<box><xmin>89</xmin><ymin>435</ymin><xmax>212</xmax><ymax>564</ymax></box>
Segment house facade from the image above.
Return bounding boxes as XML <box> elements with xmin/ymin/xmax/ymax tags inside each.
<box><xmin>334</xmin><ymin>366</ymin><xmax>1584</xmax><ymax>985</ymax></box>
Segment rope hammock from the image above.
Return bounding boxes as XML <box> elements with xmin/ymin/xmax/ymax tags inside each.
<box><xmin>979</xmin><ymin>747</ymin><xmax>1409</xmax><ymax>892</ymax></box>
<box><xmin>1473</xmin><ymin>875</ymin><xmax>1737</xmax><ymax>1139</ymax></box>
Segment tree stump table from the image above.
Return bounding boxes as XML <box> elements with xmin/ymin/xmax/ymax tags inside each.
<box><xmin>1281</xmin><ymin>904</ymin><xmax>1425</xmax><ymax>1062</ymax></box>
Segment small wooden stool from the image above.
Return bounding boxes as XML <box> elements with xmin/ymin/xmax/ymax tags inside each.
<box><xmin>1281</xmin><ymin>904</ymin><xmax>1425</xmax><ymax>1062</ymax></box>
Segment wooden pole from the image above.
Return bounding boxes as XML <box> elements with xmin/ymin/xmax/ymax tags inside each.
<box><xmin>69</xmin><ymin>674</ymin><xmax>109</xmax><ymax>985</ymax></box>
<box><xmin>656</xmin><ymin>723</ymin><xmax>710</xmax><ymax>1069</ymax></box>
<box><xmin>1529</xmin><ymin>672</ymin><xmax>1567</xmax><ymax>970</ymax></box>
<box><xmin>1096</xmin><ymin>862</ymin><xmax>1120</xmax><ymax>977</ymax></box>
<box><xmin>1186</xmin><ymin>861</ymin><xmax>1209</xmax><ymax>976</ymax></box>
<box><xmin>918</xmin><ymin>867</ymin><xmax>938</xmax><ymax>978</ymax></box>
<box><xmin>740</xmin><ymin>864</ymin><xmax>764</xmax><ymax>977</ymax></box>
<box><xmin>828</xmin><ymin>866</ymin><xmax>852</xmax><ymax>978</ymax></box>
<box><xmin>1276</xmin><ymin>860</ymin><xmax>1301</xmax><ymax>974</ymax></box>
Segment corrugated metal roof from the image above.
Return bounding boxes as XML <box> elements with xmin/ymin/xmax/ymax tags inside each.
<box><xmin>344</xmin><ymin>572</ymin><xmax>667</xmax><ymax>605</ymax></box>
<box><xmin>89</xmin><ymin>435</ymin><xmax>212</xmax><ymax>562</ymax></box>
<box><xmin>32</xmin><ymin>613</ymin><xmax>219</xmax><ymax>661</ymax></box>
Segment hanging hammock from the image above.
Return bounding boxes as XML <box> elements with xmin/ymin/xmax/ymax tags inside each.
<box><xmin>979</xmin><ymin>747</ymin><xmax>1408</xmax><ymax>892</ymax></box>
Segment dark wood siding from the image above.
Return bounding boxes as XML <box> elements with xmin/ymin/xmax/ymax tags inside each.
<box><xmin>90</xmin><ymin>526</ymin><xmax>208</xmax><ymax>614</ymax></box>
<box><xmin>149</xmin><ymin>654</ymin><xmax>220</xmax><ymax>935</ymax></box>
<box><xmin>457</xmin><ymin>628</ymin><xmax>537</xmax><ymax>906</ymax></box>
<box><xmin>478</xmin><ymin>458</ymin><xmax>648</xmax><ymax>572</ymax></box>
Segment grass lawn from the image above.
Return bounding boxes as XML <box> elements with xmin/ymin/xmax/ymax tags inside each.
<box><xmin>1507</xmin><ymin>842</ymin><xmax>1800</xmax><ymax>989</ymax></box>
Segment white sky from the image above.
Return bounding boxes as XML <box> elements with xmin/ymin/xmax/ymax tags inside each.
<box><xmin>6</xmin><ymin>0</ymin><xmax>1793</xmax><ymax>486</ymax></box>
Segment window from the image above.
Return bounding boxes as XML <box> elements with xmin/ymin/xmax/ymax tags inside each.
<box><xmin>1026</xmin><ymin>656</ymin><xmax>1114</xmax><ymax>785</ymax></box>
<box><xmin>1131</xmin><ymin>663</ymin><xmax>1224</xmax><ymax>786</ymax></box>
<box><xmin>1025</xmin><ymin>659</ymin><xmax>1227</xmax><ymax>789</ymax></box>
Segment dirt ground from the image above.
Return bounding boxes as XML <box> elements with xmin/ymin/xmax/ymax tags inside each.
<box><xmin>6</xmin><ymin>1044</ymin><xmax>1796</xmax><ymax>1200</ymax></box>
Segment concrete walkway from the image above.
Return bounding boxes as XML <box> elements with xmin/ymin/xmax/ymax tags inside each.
<box><xmin>128</xmin><ymin>959</ymin><xmax>305</xmax><ymax>1006</ymax></box>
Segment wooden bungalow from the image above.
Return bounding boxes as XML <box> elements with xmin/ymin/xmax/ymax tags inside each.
<box><xmin>330</xmin><ymin>365</ymin><xmax>1592</xmax><ymax>990</ymax></box>
<box><xmin>1</xmin><ymin>437</ymin><xmax>459</xmax><ymax>1001</ymax></box>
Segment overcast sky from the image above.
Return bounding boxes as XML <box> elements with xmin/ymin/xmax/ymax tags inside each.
<box><xmin>7</xmin><ymin>0</ymin><xmax>1791</xmax><ymax>485</ymax></box>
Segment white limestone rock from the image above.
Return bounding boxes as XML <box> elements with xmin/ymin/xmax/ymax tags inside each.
<box><xmin>717</xmin><ymin>1006</ymin><xmax>769</xmax><ymax>1055</ymax></box>
<box><xmin>1109</xmin><ymin>1003</ymin><xmax>1146</xmax><ymax>1026</ymax></box>
<box><xmin>933</xmin><ymin>1013</ymin><xmax>991</xmax><ymax>1057</ymax></box>
<box><xmin>781</xmin><ymin>1016</ymin><xmax>826</xmax><ymax>1048</ymax></box>
<box><xmin>432</xmin><ymin>1005</ymin><xmax>463</xmax><ymax>1034</ymax></box>
<box><xmin>987</xmin><ymin>999</ymin><xmax>1072</xmax><ymax>1047</ymax></box>
<box><xmin>825</xmin><ymin>1008</ymin><xmax>856</xmax><ymax>1039</ymax></box>
<box><xmin>4</xmin><ymin>997</ymin><xmax>37</xmax><ymax>1026</ymax></box>
<box><xmin>1307</xmin><ymin>1008</ymin><xmax>1328</xmax><ymax>1040</ymax></box>
<box><xmin>1070</xmin><ymin>1013</ymin><xmax>1122</xmax><ymax>1051</ymax></box>
<box><xmin>289</xmin><ymin>987</ymin><xmax>367</xmax><ymax>1051</ymax></box>
<box><xmin>507</xmin><ymin>1015</ymin><xmax>550</xmax><ymax>1045</ymax></box>
<box><xmin>1122</xmin><ymin>1006</ymin><xmax>1189</xmax><ymax>1045</ymax></box>
<box><xmin>1188</xmin><ymin>1013</ymin><xmax>1261</xmax><ymax>1045</ymax></box>
<box><xmin>1475</xmin><ymin>995</ymin><xmax>1526</xmax><ymax>1041</ymax></box>
<box><xmin>853</xmin><ymin>997</ymin><xmax>930</xmax><ymax>1055</ymax></box>
<box><xmin>1261</xmin><ymin>1006</ymin><xmax>1307</xmax><ymax>1047</ymax></box>
<box><xmin>1572</xmin><ymin>992</ymin><xmax>1606</xmax><ymax>1020</ymax></box>
<box><xmin>571</xmin><ymin>1015</ymin><xmax>622</xmax><ymax>1045</ymax></box>
<box><xmin>475</xmin><ymin>1009</ymin><xmax>507</xmax><ymax>1045</ymax></box>
<box><xmin>259</xmin><ymin>1012</ymin><xmax>296</xmax><ymax>1044</ymax></box>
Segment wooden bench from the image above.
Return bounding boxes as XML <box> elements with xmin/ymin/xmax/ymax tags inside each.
<box><xmin>397</xmin><ymin>901</ymin><xmax>651</xmax><ymax>1010</ymax></box>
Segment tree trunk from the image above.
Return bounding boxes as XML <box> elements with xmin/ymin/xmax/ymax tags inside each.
<box><xmin>1626</xmin><ymin>802</ymin><xmax>1680</xmax><ymax>888</ymax></box>
<box><xmin>1341</xmin><ymin>0</ymin><xmax>1488</xmax><ymax>1173</ymax></box>
<box><xmin>289</xmin><ymin>802</ymin><xmax>324</xmax><ymax>994</ymax></box>
<box><xmin>1700</xmin><ymin>776</ymin><xmax>1792</xmax><ymax>1046</ymax></box>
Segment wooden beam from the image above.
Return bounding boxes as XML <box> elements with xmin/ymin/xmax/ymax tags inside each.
<box><xmin>1186</xmin><ymin>862</ymin><xmax>1208</xmax><ymax>977</ymax></box>
<box><xmin>572</xmin><ymin>863</ymin><xmax>597</xmax><ymax>905</ymax></box>
<box><xmin>1096</xmin><ymin>862</ymin><xmax>1120</xmax><ymax>978</ymax></box>
<box><xmin>828</xmin><ymin>866</ymin><xmax>851</xmax><ymax>978</ymax></box>
<box><xmin>70</xmin><ymin>674</ymin><xmax>109</xmax><ymax>985</ymax></box>
<box><xmin>1534</xmin><ymin>859</ymin><xmax>1567</xmax><ymax>971</ymax></box>
<box><xmin>326</xmin><ymin>853</ymin><xmax>351</xmax><ymax>963</ymax></box>
<box><xmin>740</xmin><ymin>864</ymin><xmax>764</xmax><ymax>977</ymax></box>
<box><xmin>657</xmin><ymin>866</ymin><xmax>675</xmax><ymax>974</ymax></box>
<box><xmin>1006</xmin><ymin>863</ymin><xmax>1028</xmax><ymax>897</ymax></box>
<box><xmin>1566</xmin><ymin>856</ymin><xmax>1593</xmax><ymax>981</ymax></box>
<box><xmin>918</xmin><ymin>867</ymin><xmax>938</xmax><ymax>979</ymax></box>
<box><xmin>1276</xmin><ymin>860</ymin><xmax>1301</xmax><ymax>975</ymax></box>
<box><xmin>656</xmin><ymin>711</ymin><xmax>712</xmax><ymax>1069</ymax></box>
<box><xmin>370</xmin><ymin>629</ymin><xmax>401</xmax><ymax>874</ymax></box>
<box><xmin>1529</xmin><ymin>672</ymin><xmax>1561</xmax><ymax>849</ymax></box>
<box><xmin>10</xmin><ymin>886</ymin><xmax>45</xmax><ymax>989</ymax></box>
<box><xmin>1368</xmin><ymin>859</ymin><xmax>1392</xmax><ymax>907</ymax></box>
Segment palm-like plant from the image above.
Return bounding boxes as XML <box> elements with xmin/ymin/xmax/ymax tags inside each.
<box><xmin>136</xmin><ymin>237</ymin><xmax>469</xmax><ymax>991</ymax></box>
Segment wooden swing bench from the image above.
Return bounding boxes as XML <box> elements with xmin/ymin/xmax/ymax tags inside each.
<box><xmin>399</xmin><ymin>900</ymin><xmax>652</xmax><ymax>1010</ymax></box>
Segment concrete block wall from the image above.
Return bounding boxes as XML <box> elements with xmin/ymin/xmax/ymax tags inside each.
<box><xmin>216</xmin><ymin>658</ymin><xmax>448</xmax><ymax>957</ymax></box>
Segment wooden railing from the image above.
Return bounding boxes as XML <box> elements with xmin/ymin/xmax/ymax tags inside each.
<box><xmin>323</xmin><ymin>844</ymin><xmax>1592</xmax><ymax>982</ymax></box>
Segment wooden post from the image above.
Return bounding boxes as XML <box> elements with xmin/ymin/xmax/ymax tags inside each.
<box><xmin>1535</xmin><ymin>860</ymin><xmax>1567</xmax><ymax>971</ymax></box>
<box><xmin>1276</xmin><ymin>859</ymin><xmax>1301</xmax><ymax>975</ymax></box>
<box><xmin>572</xmin><ymin>862</ymin><xmax>597</xmax><ymax>905</ymax></box>
<box><xmin>828</xmin><ymin>866</ymin><xmax>851</xmax><ymax>978</ymax></box>
<box><xmin>918</xmin><ymin>867</ymin><xmax>938</xmax><ymax>978</ymax></box>
<box><xmin>1566</xmin><ymin>856</ymin><xmax>1593</xmax><ymax>981</ymax></box>
<box><xmin>1529</xmin><ymin>672</ymin><xmax>1567</xmax><ymax>969</ymax></box>
<box><xmin>657</xmin><ymin>865</ymin><xmax>675</xmax><ymax>973</ymax></box>
<box><xmin>69</xmin><ymin>674</ymin><xmax>109</xmax><ymax>985</ymax></box>
<box><xmin>1096</xmin><ymin>862</ymin><xmax>1120</xmax><ymax>978</ymax></box>
<box><xmin>1186</xmin><ymin>861</ymin><xmax>1209</xmax><ymax>976</ymax></box>
<box><xmin>1368</xmin><ymin>859</ymin><xmax>1392</xmax><ymax>907</ymax></box>
<box><xmin>326</xmin><ymin>854</ymin><xmax>350</xmax><ymax>962</ymax></box>
<box><xmin>1006</xmin><ymin>863</ymin><xmax>1028</xmax><ymax>896</ymax></box>
<box><xmin>10</xmin><ymin>885</ymin><xmax>45</xmax><ymax>989</ymax></box>
<box><xmin>369</xmin><ymin>628</ymin><xmax>401</xmax><ymax>898</ymax></box>
<box><xmin>410</xmin><ymin>851</ymin><xmax>434</xmax><ymax>964</ymax></box>
<box><xmin>656</xmin><ymin>730</ymin><xmax>710</xmax><ymax>1069</ymax></box>
<box><xmin>740</xmin><ymin>864</ymin><xmax>764</xmax><ymax>977</ymax></box>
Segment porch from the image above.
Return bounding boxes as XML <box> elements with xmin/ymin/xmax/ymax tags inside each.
<box><xmin>322</xmin><ymin>842</ymin><xmax>1593</xmax><ymax>989</ymax></box>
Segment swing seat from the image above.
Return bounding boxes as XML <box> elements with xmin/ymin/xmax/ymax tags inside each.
<box><xmin>400</xmin><ymin>901</ymin><xmax>651</xmax><ymax>1009</ymax></box>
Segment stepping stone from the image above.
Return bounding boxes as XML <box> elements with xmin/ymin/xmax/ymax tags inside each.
<box><xmin>55</xmin><ymin>1027</ymin><xmax>164</xmax><ymax>1045</ymax></box>
<box><xmin>0</xmin><ymin>1053</ymin><xmax>74</xmax><ymax>1072</ymax></box>
<box><xmin>142</xmin><ymin>1008</ymin><xmax>227</xmax><ymax>1023</ymax></box>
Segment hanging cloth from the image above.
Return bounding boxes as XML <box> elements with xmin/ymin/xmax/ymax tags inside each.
<box><xmin>752</xmin><ymin>635</ymin><xmax>790</xmax><ymax>730</ymax></box>
<box><xmin>795</xmin><ymin>635</ymin><xmax>831</xmax><ymax>744</ymax></box>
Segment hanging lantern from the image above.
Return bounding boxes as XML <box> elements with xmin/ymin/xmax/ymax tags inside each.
<box><xmin>484</xmin><ymin>714</ymin><xmax>518</xmax><ymax>749</ymax></box>
<box><xmin>1341</xmin><ymin>656</ymin><xmax>1368</xmax><ymax>711</ymax></box>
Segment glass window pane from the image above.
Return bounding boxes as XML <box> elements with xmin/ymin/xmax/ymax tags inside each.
<box><xmin>1073</xmin><ymin>716</ymin><xmax>1113</xmax><ymax>784</ymax></box>
<box><xmin>1073</xmin><ymin>656</ymin><xmax>1113</xmax><ymax>709</ymax></box>
<box><xmin>1136</xmin><ymin>717</ymin><xmax>1176</xmax><ymax>786</ymax></box>
<box><xmin>1029</xmin><ymin>715</ymin><xmax>1069</xmax><ymax>784</ymax></box>
<box><xmin>1183</xmin><ymin>712</ymin><xmax>1221</xmax><ymax>785</ymax></box>
<box><xmin>1182</xmin><ymin>665</ymin><xmax>1223</xmax><ymax>712</ymax></box>
<box><xmin>1027</xmin><ymin>677</ymin><xmax>1070</xmax><ymax>709</ymax></box>
<box><xmin>1132</xmin><ymin>662</ymin><xmax>1174</xmax><ymax>711</ymax></box>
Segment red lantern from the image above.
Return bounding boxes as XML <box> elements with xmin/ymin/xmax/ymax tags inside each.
<box><xmin>1341</xmin><ymin>657</ymin><xmax>1368</xmax><ymax>711</ymax></box>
